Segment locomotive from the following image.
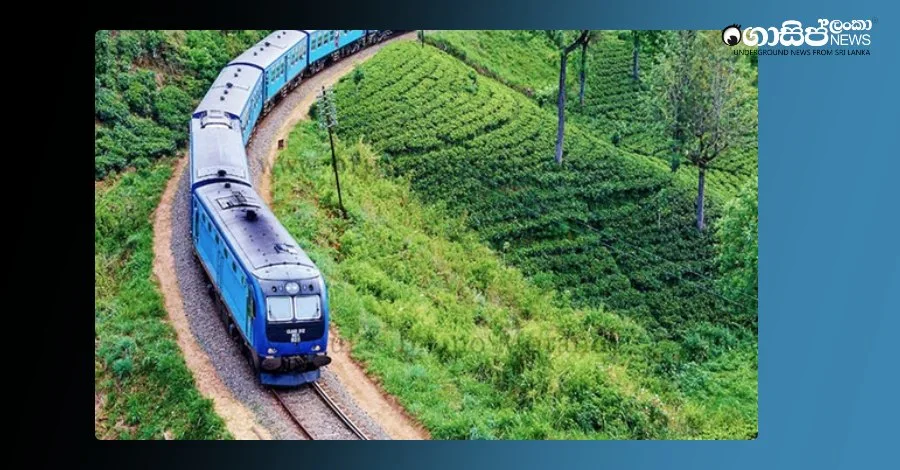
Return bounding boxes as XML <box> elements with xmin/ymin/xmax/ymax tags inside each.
<box><xmin>189</xmin><ymin>30</ymin><xmax>396</xmax><ymax>386</ymax></box>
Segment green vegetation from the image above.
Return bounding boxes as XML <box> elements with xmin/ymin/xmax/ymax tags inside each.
<box><xmin>274</xmin><ymin>121</ymin><xmax>755</xmax><ymax>438</ymax></box>
<box><xmin>95</xmin><ymin>162</ymin><xmax>230</xmax><ymax>439</ymax></box>
<box><xmin>428</xmin><ymin>30</ymin><xmax>758</xmax><ymax>197</ymax></box>
<box><xmin>94</xmin><ymin>30</ymin><xmax>270</xmax><ymax>179</ymax></box>
<box><xmin>317</xmin><ymin>41</ymin><xmax>756</xmax><ymax>438</ymax></box>
<box><xmin>716</xmin><ymin>177</ymin><xmax>759</xmax><ymax>328</ymax></box>
<box><xmin>427</xmin><ymin>30</ymin><xmax>566</xmax><ymax>98</ymax></box>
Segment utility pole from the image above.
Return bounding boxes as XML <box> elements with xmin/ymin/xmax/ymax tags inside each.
<box><xmin>317</xmin><ymin>86</ymin><xmax>347</xmax><ymax>219</ymax></box>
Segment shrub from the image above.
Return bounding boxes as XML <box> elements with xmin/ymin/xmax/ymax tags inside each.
<box><xmin>95</xmin><ymin>88</ymin><xmax>129</xmax><ymax>123</ymax></box>
<box><xmin>501</xmin><ymin>328</ymin><xmax>551</xmax><ymax>405</ymax></box>
<box><xmin>124</xmin><ymin>80</ymin><xmax>154</xmax><ymax>116</ymax></box>
<box><xmin>154</xmin><ymin>85</ymin><xmax>194</xmax><ymax>132</ymax></box>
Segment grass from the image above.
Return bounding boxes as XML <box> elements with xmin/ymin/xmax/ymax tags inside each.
<box><xmin>272</xmin><ymin>120</ymin><xmax>756</xmax><ymax>439</ymax></box>
<box><xmin>95</xmin><ymin>161</ymin><xmax>230</xmax><ymax>440</ymax></box>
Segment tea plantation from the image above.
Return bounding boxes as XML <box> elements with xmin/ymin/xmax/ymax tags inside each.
<box><xmin>428</xmin><ymin>30</ymin><xmax>758</xmax><ymax>197</ymax></box>
<box><xmin>324</xmin><ymin>41</ymin><xmax>757</xmax><ymax>438</ymax></box>
<box><xmin>273</xmin><ymin>121</ymin><xmax>755</xmax><ymax>439</ymax></box>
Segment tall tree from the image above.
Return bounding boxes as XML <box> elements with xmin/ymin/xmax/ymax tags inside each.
<box><xmin>578</xmin><ymin>32</ymin><xmax>593</xmax><ymax>105</ymax></box>
<box><xmin>646</xmin><ymin>31</ymin><xmax>753</xmax><ymax>230</ymax></box>
<box><xmin>716</xmin><ymin>176</ymin><xmax>758</xmax><ymax>328</ymax></box>
<box><xmin>547</xmin><ymin>30</ymin><xmax>591</xmax><ymax>164</ymax></box>
<box><xmin>630</xmin><ymin>30</ymin><xmax>668</xmax><ymax>81</ymax></box>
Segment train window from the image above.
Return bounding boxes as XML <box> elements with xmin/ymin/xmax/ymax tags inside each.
<box><xmin>266</xmin><ymin>296</ymin><xmax>293</xmax><ymax>322</ymax></box>
<box><xmin>215</xmin><ymin>234</ymin><xmax>219</xmax><ymax>244</ymax></box>
<box><xmin>294</xmin><ymin>296</ymin><xmax>322</xmax><ymax>321</ymax></box>
<box><xmin>224</xmin><ymin>249</ymin><xmax>229</xmax><ymax>259</ymax></box>
<box><xmin>232</xmin><ymin>261</ymin><xmax>237</xmax><ymax>272</ymax></box>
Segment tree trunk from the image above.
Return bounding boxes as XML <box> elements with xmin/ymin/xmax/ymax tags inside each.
<box><xmin>632</xmin><ymin>35</ymin><xmax>640</xmax><ymax>81</ymax></box>
<box><xmin>555</xmin><ymin>52</ymin><xmax>568</xmax><ymax>164</ymax></box>
<box><xmin>696</xmin><ymin>168</ymin><xmax>706</xmax><ymax>231</ymax></box>
<box><xmin>579</xmin><ymin>42</ymin><xmax>587</xmax><ymax>106</ymax></box>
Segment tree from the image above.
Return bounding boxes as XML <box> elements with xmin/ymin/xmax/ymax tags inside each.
<box><xmin>629</xmin><ymin>31</ymin><xmax>668</xmax><ymax>81</ymax></box>
<box><xmin>716</xmin><ymin>176</ymin><xmax>757</xmax><ymax>328</ymax></box>
<box><xmin>578</xmin><ymin>32</ymin><xmax>593</xmax><ymax>105</ymax></box>
<box><xmin>547</xmin><ymin>30</ymin><xmax>591</xmax><ymax>164</ymax></box>
<box><xmin>646</xmin><ymin>31</ymin><xmax>753</xmax><ymax>230</ymax></box>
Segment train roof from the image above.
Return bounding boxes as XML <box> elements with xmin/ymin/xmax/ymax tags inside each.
<box><xmin>190</xmin><ymin>113</ymin><xmax>251</xmax><ymax>187</ymax></box>
<box><xmin>194</xmin><ymin>65</ymin><xmax>260</xmax><ymax>117</ymax></box>
<box><xmin>229</xmin><ymin>30</ymin><xmax>306</xmax><ymax>69</ymax></box>
<box><xmin>195</xmin><ymin>182</ymin><xmax>320</xmax><ymax>281</ymax></box>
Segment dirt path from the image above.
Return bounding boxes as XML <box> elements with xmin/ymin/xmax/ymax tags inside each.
<box><xmin>326</xmin><ymin>330</ymin><xmax>430</xmax><ymax>439</ymax></box>
<box><xmin>152</xmin><ymin>32</ymin><xmax>427</xmax><ymax>440</ymax></box>
<box><xmin>152</xmin><ymin>156</ymin><xmax>271</xmax><ymax>440</ymax></box>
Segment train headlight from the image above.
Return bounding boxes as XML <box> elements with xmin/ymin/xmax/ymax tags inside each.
<box><xmin>267</xmin><ymin>348</ymin><xmax>277</xmax><ymax>354</ymax></box>
<box><xmin>285</xmin><ymin>282</ymin><xmax>300</xmax><ymax>294</ymax></box>
<box><xmin>312</xmin><ymin>345</ymin><xmax>321</xmax><ymax>352</ymax></box>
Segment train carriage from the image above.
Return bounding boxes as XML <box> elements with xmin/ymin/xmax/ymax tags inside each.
<box><xmin>230</xmin><ymin>30</ymin><xmax>305</xmax><ymax>104</ymax></box>
<box><xmin>191</xmin><ymin>181</ymin><xmax>332</xmax><ymax>386</ymax></box>
<box><xmin>188</xmin><ymin>111</ymin><xmax>251</xmax><ymax>189</ymax></box>
<box><xmin>195</xmin><ymin>65</ymin><xmax>263</xmax><ymax>144</ymax></box>
<box><xmin>188</xmin><ymin>29</ymin><xmax>405</xmax><ymax>387</ymax></box>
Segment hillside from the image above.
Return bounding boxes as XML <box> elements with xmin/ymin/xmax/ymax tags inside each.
<box><xmin>94</xmin><ymin>30</ymin><xmax>270</xmax><ymax>179</ymax></box>
<box><xmin>94</xmin><ymin>30</ymin><xmax>271</xmax><ymax>439</ymax></box>
<box><xmin>428</xmin><ymin>30</ymin><xmax>758</xmax><ymax>196</ymax></box>
<box><xmin>272</xmin><ymin>121</ymin><xmax>756</xmax><ymax>438</ymax></box>
<box><xmin>332</xmin><ymin>42</ymin><xmax>745</xmax><ymax>336</ymax></box>
<box><xmin>325</xmin><ymin>41</ymin><xmax>757</xmax><ymax>437</ymax></box>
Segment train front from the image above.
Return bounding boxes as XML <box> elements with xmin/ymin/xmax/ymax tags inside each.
<box><xmin>254</xmin><ymin>261</ymin><xmax>332</xmax><ymax>386</ymax></box>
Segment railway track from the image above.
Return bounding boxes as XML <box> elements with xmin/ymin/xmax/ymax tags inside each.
<box><xmin>271</xmin><ymin>382</ymin><xmax>369</xmax><ymax>440</ymax></box>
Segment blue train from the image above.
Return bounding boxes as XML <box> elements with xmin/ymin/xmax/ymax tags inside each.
<box><xmin>189</xmin><ymin>30</ymin><xmax>397</xmax><ymax>386</ymax></box>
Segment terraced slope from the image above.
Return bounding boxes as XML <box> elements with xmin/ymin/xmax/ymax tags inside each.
<box><xmin>428</xmin><ymin>30</ymin><xmax>758</xmax><ymax>196</ymax></box>
<box><xmin>331</xmin><ymin>42</ymin><xmax>749</xmax><ymax>340</ymax></box>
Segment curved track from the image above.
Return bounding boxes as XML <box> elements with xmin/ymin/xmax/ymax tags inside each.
<box><xmin>153</xmin><ymin>32</ymin><xmax>422</xmax><ymax>440</ymax></box>
<box><xmin>311</xmin><ymin>382</ymin><xmax>369</xmax><ymax>440</ymax></box>
<box><xmin>272</xmin><ymin>383</ymin><xmax>369</xmax><ymax>440</ymax></box>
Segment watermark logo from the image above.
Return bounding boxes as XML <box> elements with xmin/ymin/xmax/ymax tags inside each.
<box><xmin>722</xmin><ymin>24</ymin><xmax>742</xmax><ymax>46</ymax></box>
<box><xmin>724</xmin><ymin>19</ymin><xmax>874</xmax><ymax>47</ymax></box>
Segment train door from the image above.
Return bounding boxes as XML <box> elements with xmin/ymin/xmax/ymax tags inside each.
<box><xmin>245</xmin><ymin>281</ymin><xmax>255</xmax><ymax>343</ymax></box>
<box><xmin>215</xmin><ymin>234</ymin><xmax>225</xmax><ymax>284</ymax></box>
<box><xmin>192</xmin><ymin>203</ymin><xmax>199</xmax><ymax>243</ymax></box>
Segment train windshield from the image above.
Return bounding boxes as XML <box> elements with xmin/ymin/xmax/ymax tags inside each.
<box><xmin>293</xmin><ymin>296</ymin><xmax>322</xmax><ymax>321</ymax></box>
<box><xmin>266</xmin><ymin>295</ymin><xmax>321</xmax><ymax>322</ymax></box>
<box><xmin>266</xmin><ymin>296</ymin><xmax>293</xmax><ymax>322</ymax></box>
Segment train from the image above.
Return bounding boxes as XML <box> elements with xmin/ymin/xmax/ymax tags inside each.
<box><xmin>189</xmin><ymin>30</ymin><xmax>398</xmax><ymax>386</ymax></box>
